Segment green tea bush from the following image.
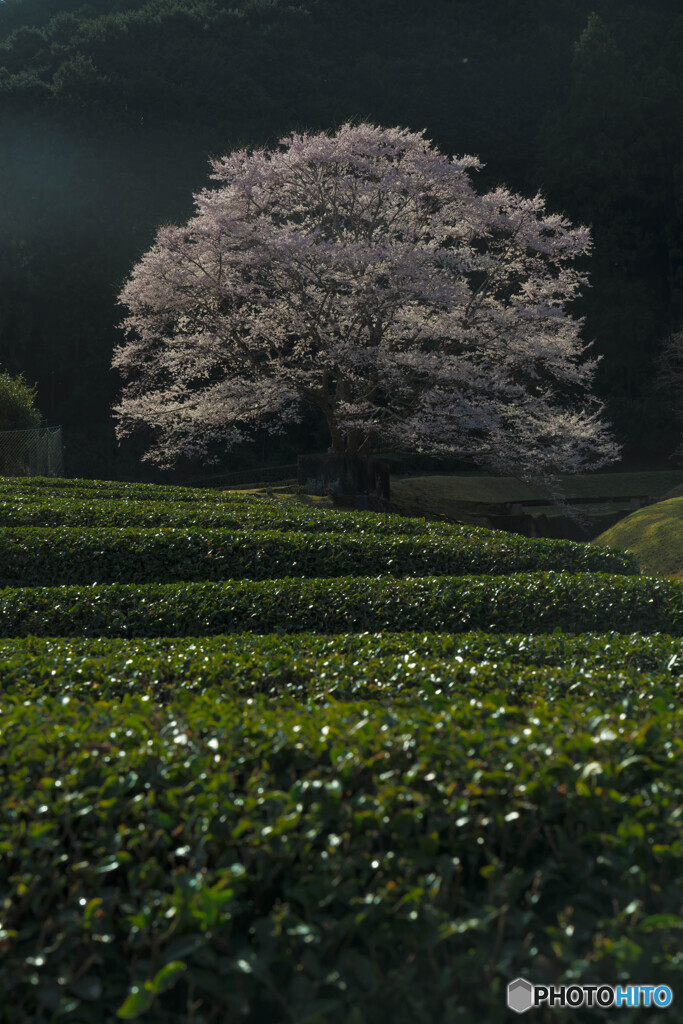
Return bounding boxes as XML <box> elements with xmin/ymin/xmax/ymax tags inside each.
<box><xmin>0</xmin><ymin>475</ymin><xmax>256</xmax><ymax>502</ymax></box>
<box><xmin>1</xmin><ymin>629</ymin><xmax>679</xmax><ymax>678</ymax></box>
<box><xmin>0</xmin><ymin>526</ymin><xmax>639</xmax><ymax>586</ymax></box>
<box><xmin>0</xmin><ymin>492</ymin><xmax>462</xmax><ymax>534</ymax></box>
<box><xmin>1</xmin><ymin>689</ymin><xmax>681</xmax><ymax>1023</ymax></box>
<box><xmin>0</xmin><ymin>631</ymin><xmax>679</xmax><ymax>705</ymax></box>
<box><xmin>1</xmin><ymin>475</ymin><xmax>681</xmax><ymax>1022</ymax></box>
<box><xmin>0</xmin><ymin>572</ymin><xmax>680</xmax><ymax>638</ymax></box>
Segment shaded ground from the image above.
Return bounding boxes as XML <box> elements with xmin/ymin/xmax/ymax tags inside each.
<box><xmin>391</xmin><ymin>469</ymin><xmax>683</xmax><ymax>505</ymax></box>
<box><xmin>223</xmin><ymin>471</ymin><xmax>683</xmax><ymax>553</ymax></box>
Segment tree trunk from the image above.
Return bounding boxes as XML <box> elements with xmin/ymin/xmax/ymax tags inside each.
<box><xmin>297</xmin><ymin>453</ymin><xmax>390</xmax><ymax>500</ymax></box>
<box><xmin>328</xmin><ymin>419</ymin><xmax>345</xmax><ymax>454</ymax></box>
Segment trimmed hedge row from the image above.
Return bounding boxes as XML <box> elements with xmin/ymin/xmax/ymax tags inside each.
<box><xmin>1</xmin><ymin>629</ymin><xmax>679</xmax><ymax>676</ymax></box>
<box><xmin>1</xmin><ymin>689</ymin><xmax>681</xmax><ymax>1023</ymax></box>
<box><xmin>1</xmin><ymin>572</ymin><xmax>680</xmax><ymax>637</ymax></box>
<box><xmin>1</xmin><ymin>474</ymin><xmax>678</xmax><ymax>1023</ymax></box>
<box><xmin>0</xmin><ymin>475</ymin><xmax>259</xmax><ymax>503</ymax></box>
<box><xmin>1</xmin><ymin>630</ymin><xmax>679</xmax><ymax>706</ymax></box>
<box><xmin>0</xmin><ymin>494</ymin><xmax>461</xmax><ymax>535</ymax></box>
<box><xmin>0</xmin><ymin>527</ymin><xmax>640</xmax><ymax>586</ymax></box>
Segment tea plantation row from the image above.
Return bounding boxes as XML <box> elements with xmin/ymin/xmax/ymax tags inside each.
<box><xmin>1</xmin><ymin>630</ymin><xmax>680</xmax><ymax>705</ymax></box>
<box><xmin>1</xmin><ymin>572</ymin><xmax>682</xmax><ymax>638</ymax></box>
<box><xmin>0</xmin><ymin>525</ymin><xmax>638</xmax><ymax>586</ymax></box>
<box><xmin>3</xmin><ymin>685</ymin><xmax>682</xmax><ymax>1024</ymax></box>
<box><xmin>0</xmin><ymin>480</ymin><xmax>465</xmax><ymax>532</ymax></box>
<box><xmin>0</xmin><ymin>476</ymin><xmax>258</xmax><ymax>502</ymax></box>
<box><xmin>0</xmin><ymin>493</ymin><xmax>468</xmax><ymax>533</ymax></box>
<box><xmin>0</xmin><ymin>477</ymin><xmax>681</xmax><ymax>1024</ymax></box>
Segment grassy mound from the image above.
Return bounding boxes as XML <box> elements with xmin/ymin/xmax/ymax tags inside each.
<box><xmin>662</xmin><ymin>481</ymin><xmax>683</xmax><ymax>500</ymax></box>
<box><xmin>591</xmin><ymin>495</ymin><xmax>683</xmax><ymax>582</ymax></box>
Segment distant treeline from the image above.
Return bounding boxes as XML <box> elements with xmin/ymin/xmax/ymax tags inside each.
<box><xmin>0</xmin><ymin>0</ymin><xmax>681</xmax><ymax>479</ymax></box>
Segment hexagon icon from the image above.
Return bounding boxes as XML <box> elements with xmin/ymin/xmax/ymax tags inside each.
<box><xmin>508</xmin><ymin>978</ymin><xmax>534</xmax><ymax>1014</ymax></box>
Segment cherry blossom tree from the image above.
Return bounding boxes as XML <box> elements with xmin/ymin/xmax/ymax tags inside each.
<box><xmin>112</xmin><ymin>121</ymin><xmax>620</xmax><ymax>485</ymax></box>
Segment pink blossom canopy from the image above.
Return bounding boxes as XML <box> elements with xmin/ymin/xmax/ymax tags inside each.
<box><xmin>113</xmin><ymin>121</ymin><xmax>620</xmax><ymax>481</ymax></box>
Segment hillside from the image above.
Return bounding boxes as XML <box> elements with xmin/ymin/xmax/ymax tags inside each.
<box><xmin>591</xmin><ymin>494</ymin><xmax>683</xmax><ymax>583</ymax></box>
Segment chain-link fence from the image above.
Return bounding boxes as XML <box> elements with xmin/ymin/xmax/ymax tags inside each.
<box><xmin>0</xmin><ymin>426</ymin><xmax>63</xmax><ymax>477</ymax></box>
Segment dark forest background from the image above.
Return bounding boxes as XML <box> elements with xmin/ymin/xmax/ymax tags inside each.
<box><xmin>1</xmin><ymin>0</ymin><xmax>682</xmax><ymax>482</ymax></box>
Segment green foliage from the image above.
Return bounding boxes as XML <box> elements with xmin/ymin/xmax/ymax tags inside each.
<box><xmin>1</xmin><ymin>683</ymin><xmax>682</xmax><ymax>1022</ymax></box>
<box><xmin>0</xmin><ymin>630</ymin><xmax>679</xmax><ymax>705</ymax></box>
<box><xmin>0</xmin><ymin>489</ymin><xmax>471</xmax><ymax>532</ymax></box>
<box><xmin>0</xmin><ymin>524</ymin><xmax>639</xmax><ymax>586</ymax></box>
<box><xmin>0</xmin><ymin>368</ymin><xmax>40</xmax><ymax>430</ymax></box>
<box><xmin>0</xmin><ymin>474</ymin><xmax>262</xmax><ymax>500</ymax></box>
<box><xmin>0</xmin><ymin>370</ymin><xmax>42</xmax><ymax>475</ymax></box>
<box><xmin>0</xmin><ymin>571</ymin><xmax>680</xmax><ymax>638</ymax></box>
<box><xmin>0</xmin><ymin>475</ymin><xmax>680</xmax><ymax>1020</ymax></box>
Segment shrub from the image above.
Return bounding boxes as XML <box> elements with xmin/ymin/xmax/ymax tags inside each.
<box><xmin>0</xmin><ymin>368</ymin><xmax>41</xmax><ymax>431</ymax></box>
